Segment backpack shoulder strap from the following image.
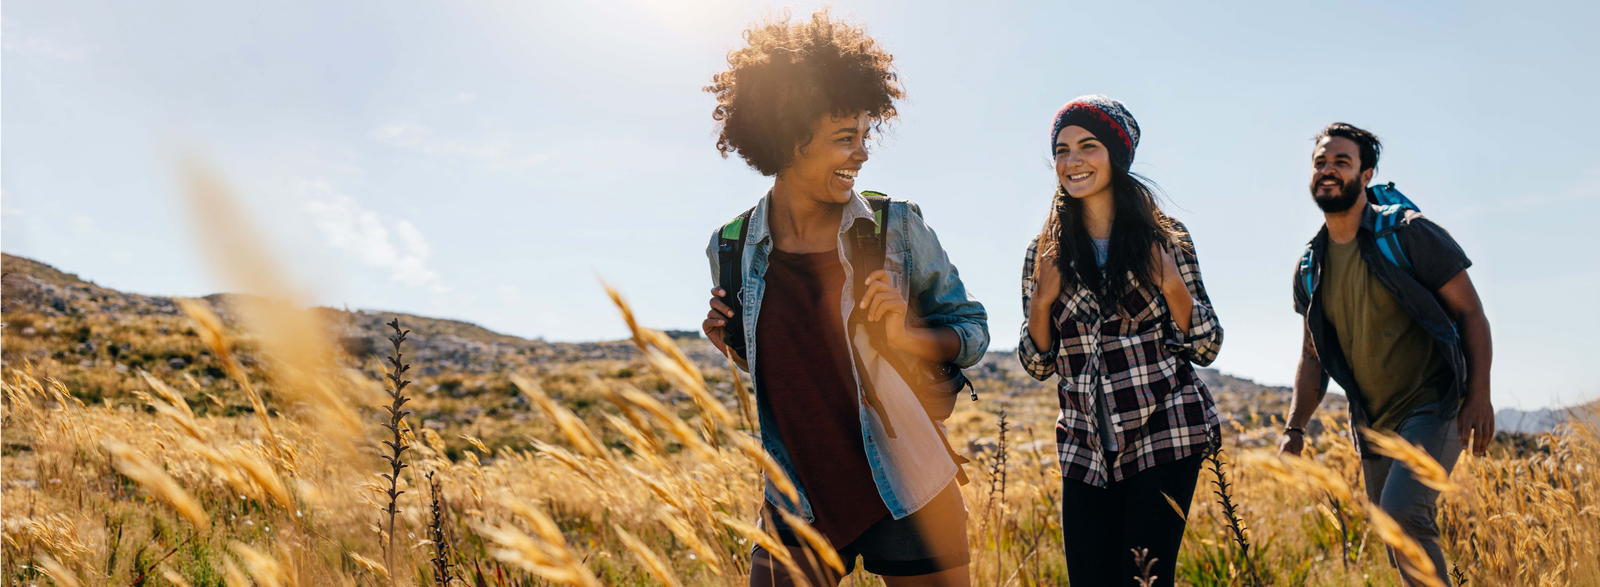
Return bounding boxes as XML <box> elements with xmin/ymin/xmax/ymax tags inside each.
<box><xmin>1296</xmin><ymin>243</ymin><xmax>1318</xmax><ymax>301</ymax></box>
<box><xmin>1370</xmin><ymin>204</ymin><xmax>1416</xmax><ymax>275</ymax></box>
<box><xmin>717</xmin><ymin>206</ymin><xmax>754</xmax><ymax>291</ymax></box>
<box><xmin>851</xmin><ymin>192</ymin><xmax>892</xmax><ymax>300</ymax></box>
<box><xmin>716</xmin><ymin>206</ymin><xmax>755</xmax><ymax>358</ymax></box>
<box><xmin>860</xmin><ymin>191</ymin><xmax>891</xmax><ymax>236</ymax></box>
<box><xmin>1369</xmin><ymin>182</ymin><xmax>1421</xmax><ymax>212</ymax></box>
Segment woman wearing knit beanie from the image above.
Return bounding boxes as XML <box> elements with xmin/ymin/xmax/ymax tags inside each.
<box><xmin>1017</xmin><ymin>95</ymin><xmax>1224</xmax><ymax>586</ymax></box>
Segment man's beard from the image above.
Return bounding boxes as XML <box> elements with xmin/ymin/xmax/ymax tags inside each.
<box><xmin>1311</xmin><ymin>173</ymin><xmax>1363</xmax><ymax>213</ymax></box>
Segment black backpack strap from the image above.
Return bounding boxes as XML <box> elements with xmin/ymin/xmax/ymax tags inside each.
<box><xmin>849</xmin><ymin>192</ymin><xmax>972</xmax><ymax>484</ymax></box>
<box><xmin>717</xmin><ymin>207</ymin><xmax>755</xmax><ymax>360</ymax></box>
<box><xmin>851</xmin><ymin>192</ymin><xmax>891</xmax><ymax>300</ymax></box>
<box><xmin>847</xmin><ymin>193</ymin><xmax>896</xmax><ymax>436</ymax></box>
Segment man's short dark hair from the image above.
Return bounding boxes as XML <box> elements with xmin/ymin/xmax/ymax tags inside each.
<box><xmin>1316</xmin><ymin>123</ymin><xmax>1382</xmax><ymax>172</ymax></box>
<box><xmin>704</xmin><ymin>10</ymin><xmax>903</xmax><ymax>177</ymax></box>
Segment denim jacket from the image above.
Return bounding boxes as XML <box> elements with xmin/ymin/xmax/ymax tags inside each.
<box><xmin>705</xmin><ymin>190</ymin><xmax>990</xmax><ymax>521</ymax></box>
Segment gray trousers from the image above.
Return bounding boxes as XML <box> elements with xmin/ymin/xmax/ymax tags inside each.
<box><xmin>1361</xmin><ymin>400</ymin><xmax>1462</xmax><ymax>585</ymax></box>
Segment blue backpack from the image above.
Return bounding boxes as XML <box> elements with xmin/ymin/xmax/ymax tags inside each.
<box><xmin>1298</xmin><ymin>182</ymin><xmax>1419</xmax><ymax>299</ymax></box>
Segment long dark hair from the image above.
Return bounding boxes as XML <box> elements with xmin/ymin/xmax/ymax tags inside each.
<box><xmin>1039</xmin><ymin>165</ymin><xmax>1186</xmax><ymax>309</ymax></box>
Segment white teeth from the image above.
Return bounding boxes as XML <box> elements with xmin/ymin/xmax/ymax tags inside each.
<box><xmin>1069</xmin><ymin>172</ymin><xmax>1091</xmax><ymax>180</ymax></box>
<box><xmin>835</xmin><ymin>169</ymin><xmax>857</xmax><ymax>179</ymax></box>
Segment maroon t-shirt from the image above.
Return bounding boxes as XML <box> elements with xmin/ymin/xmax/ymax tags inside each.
<box><xmin>757</xmin><ymin>248</ymin><xmax>890</xmax><ymax>546</ymax></box>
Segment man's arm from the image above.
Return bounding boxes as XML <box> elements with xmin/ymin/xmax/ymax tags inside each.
<box><xmin>1279</xmin><ymin>326</ymin><xmax>1327</xmax><ymax>457</ymax></box>
<box><xmin>1437</xmin><ymin>270</ymin><xmax>1493</xmax><ymax>456</ymax></box>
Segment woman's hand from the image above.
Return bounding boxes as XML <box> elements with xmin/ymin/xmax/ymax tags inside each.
<box><xmin>860</xmin><ymin>270</ymin><xmax>962</xmax><ymax>362</ymax></box>
<box><xmin>702</xmin><ymin>287</ymin><xmax>738</xmax><ymax>357</ymax></box>
<box><xmin>1026</xmin><ymin>243</ymin><xmax>1064</xmax><ymax>353</ymax></box>
<box><xmin>1152</xmin><ymin>243</ymin><xmax>1195</xmax><ymax>332</ymax></box>
<box><xmin>860</xmin><ymin>270</ymin><xmax>910</xmax><ymax>349</ymax></box>
<box><xmin>1030</xmin><ymin>243</ymin><xmax>1063</xmax><ymax>313</ymax></box>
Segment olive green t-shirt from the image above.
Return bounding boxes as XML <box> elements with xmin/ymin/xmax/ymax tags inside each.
<box><xmin>1322</xmin><ymin>239</ymin><xmax>1450</xmax><ymax>431</ymax></box>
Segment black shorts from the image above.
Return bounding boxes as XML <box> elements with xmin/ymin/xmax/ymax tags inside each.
<box><xmin>760</xmin><ymin>481</ymin><xmax>970</xmax><ymax>577</ymax></box>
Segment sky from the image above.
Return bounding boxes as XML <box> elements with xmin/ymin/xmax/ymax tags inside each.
<box><xmin>4</xmin><ymin>0</ymin><xmax>1597</xmax><ymax>409</ymax></box>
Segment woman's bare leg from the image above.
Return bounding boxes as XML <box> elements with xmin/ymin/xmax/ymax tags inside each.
<box><xmin>749</xmin><ymin>545</ymin><xmax>845</xmax><ymax>587</ymax></box>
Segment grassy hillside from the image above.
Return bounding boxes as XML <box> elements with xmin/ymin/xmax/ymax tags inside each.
<box><xmin>6</xmin><ymin>252</ymin><xmax>1593</xmax><ymax>587</ymax></box>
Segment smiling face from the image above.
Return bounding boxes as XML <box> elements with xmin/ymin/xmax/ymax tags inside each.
<box><xmin>1310</xmin><ymin>136</ymin><xmax>1373</xmax><ymax>213</ymax></box>
<box><xmin>779</xmin><ymin>111</ymin><xmax>870</xmax><ymax>204</ymax></box>
<box><xmin>1054</xmin><ymin>125</ymin><xmax>1113</xmax><ymax>200</ymax></box>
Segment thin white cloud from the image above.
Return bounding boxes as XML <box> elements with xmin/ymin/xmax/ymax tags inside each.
<box><xmin>1</xmin><ymin>18</ymin><xmax>94</xmax><ymax>62</ymax></box>
<box><xmin>2</xmin><ymin>193</ymin><xmax>24</xmax><ymax>218</ymax></box>
<box><xmin>71</xmin><ymin>214</ymin><xmax>95</xmax><ymax>235</ymax></box>
<box><xmin>371</xmin><ymin>122</ymin><xmax>549</xmax><ymax>169</ymax></box>
<box><xmin>496</xmin><ymin>283</ymin><xmax>520</xmax><ymax>304</ymax></box>
<box><xmin>302</xmin><ymin>180</ymin><xmax>449</xmax><ymax>293</ymax></box>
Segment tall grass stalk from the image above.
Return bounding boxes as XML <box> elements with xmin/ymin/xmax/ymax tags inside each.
<box><xmin>1203</xmin><ymin>438</ymin><xmax>1261</xmax><ymax>587</ymax></box>
<box><xmin>379</xmin><ymin>318</ymin><xmax>414</xmax><ymax>584</ymax></box>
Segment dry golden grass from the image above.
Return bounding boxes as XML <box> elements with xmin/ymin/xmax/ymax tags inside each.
<box><xmin>7</xmin><ymin>292</ymin><xmax>1595</xmax><ymax>586</ymax></box>
<box><xmin>3</xmin><ymin>167</ymin><xmax>1595</xmax><ymax>586</ymax></box>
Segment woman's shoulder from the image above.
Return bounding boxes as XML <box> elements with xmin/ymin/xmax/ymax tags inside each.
<box><xmin>1163</xmin><ymin>215</ymin><xmax>1196</xmax><ymax>247</ymax></box>
<box><xmin>882</xmin><ymin>196</ymin><xmax>923</xmax><ymax>220</ymax></box>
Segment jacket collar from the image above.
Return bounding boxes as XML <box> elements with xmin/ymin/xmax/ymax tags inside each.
<box><xmin>744</xmin><ymin>189</ymin><xmax>876</xmax><ymax>246</ymax></box>
<box><xmin>1359</xmin><ymin>201</ymin><xmax>1383</xmax><ymax>234</ymax></box>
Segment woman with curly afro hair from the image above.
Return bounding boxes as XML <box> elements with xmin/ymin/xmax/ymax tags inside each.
<box><xmin>698</xmin><ymin>10</ymin><xmax>989</xmax><ymax>587</ymax></box>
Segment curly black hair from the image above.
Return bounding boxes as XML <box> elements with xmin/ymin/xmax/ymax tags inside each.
<box><xmin>705</xmin><ymin>10</ymin><xmax>903</xmax><ymax>177</ymax></box>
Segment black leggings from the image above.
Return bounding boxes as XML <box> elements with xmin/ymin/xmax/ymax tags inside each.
<box><xmin>1060</xmin><ymin>454</ymin><xmax>1203</xmax><ymax>587</ymax></box>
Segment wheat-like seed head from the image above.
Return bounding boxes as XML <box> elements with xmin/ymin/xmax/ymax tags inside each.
<box><xmin>228</xmin><ymin>444</ymin><xmax>294</xmax><ymax>510</ymax></box>
<box><xmin>35</xmin><ymin>555</ymin><xmax>82</xmax><ymax>587</ymax></box>
<box><xmin>617</xmin><ymin>384</ymin><xmax>718</xmax><ymax>460</ymax></box>
<box><xmin>186</xmin><ymin>441</ymin><xmax>263</xmax><ymax>503</ymax></box>
<box><xmin>346</xmin><ymin>552</ymin><xmax>390</xmax><ymax>579</ymax></box>
<box><xmin>601</xmin><ymin>413</ymin><xmax>668</xmax><ymax>470</ymax></box>
<box><xmin>221</xmin><ymin>556</ymin><xmax>252</xmax><ymax>587</ymax></box>
<box><xmin>231</xmin><ymin>541</ymin><xmax>288</xmax><ymax>587</ymax></box>
<box><xmin>1361</xmin><ymin>427</ymin><xmax>1461</xmax><ymax>493</ymax></box>
<box><xmin>504</xmin><ymin>497</ymin><xmax>594</xmax><ymax>567</ymax></box>
<box><xmin>104</xmin><ymin>441</ymin><xmax>211</xmax><ymax>532</ymax></box>
<box><xmin>512</xmin><ymin>374</ymin><xmax>610</xmax><ymax>460</ymax></box>
<box><xmin>603</xmin><ymin>383</ymin><xmax>665</xmax><ymax>451</ymax></box>
<box><xmin>133</xmin><ymin>387</ymin><xmax>207</xmax><ymax>443</ymax></box>
<box><xmin>141</xmin><ymin>371</ymin><xmax>198</xmax><ymax>424</ymax></box>
<box><xmin>644</xmin><ymin>332</ymin><xmax>735</xmax><ymax>429</ymax></box>
<box><xmin>715</xmin><ymin>513</ymin><xmax>815</xmax><ymax>587</ymax></box>
<box><xmin>655</xmin><ymin>507</ymin><xmax>723</xmax><ymax>575</ymax></box>
<box><xmin>1364</xmin><ymin>501</ymin><xmax>1447</xmax><ymax>587</ymax></box>
<box><xmin>1160</xmin><ymin>491</ymin><xmax>1188</xmax><ymax>521</ymax></box>
<box><xmin>612</xmin><ymin>524</ymin><xmax>685</xmax><ymax>587</ymax></box>
<box><xmin>530</xmin><ymin>440</ymin><xmax>603</xmax><ymax>485</ymax></box>
<box><xmin>1279</xmin><ymin>452</ymin><xmax>1357</xmax><ymax>504</ymax></box>
<box><xmin>180</xmin><ymin>163</ymin><xmax>364</xmax><ymax>456</ymax></box>
<box><xmin>601</xmin><ymin>281</ymin><xmax>737</xmax><ymax>431</ymax></box>
<box><xmin>478</xmin><ymin>523</ymin><xmax>581</xmax><ymax>583</ymax></box>
<box><xmin>477</xmin><ymin>497</ymin><xmax>603</xmax><ymax>587</ymax></box>
<box><xmin>159</xmin><ymin>563</ymin><xmax>194</xmax><ymax>587</ymax></box>
<box><xmin>728</xmin><ymin>432</ymin><xmax>801</xmax><ymax>507</ymax></box>
<box><xmin>624</xmin><ymin>463</ymin><xmax>692</xmax><ymax>513</ymax></box>
<box><xmin>774</xmin><ymin>508</ymin><xmax>846</xmax><ymax>575</ymax></box>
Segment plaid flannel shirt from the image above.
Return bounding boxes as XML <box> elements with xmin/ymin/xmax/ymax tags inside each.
<box><xmin>1018</xmin><ymin>222</ymin><xmax>1222</xmax><ymax>487</ymax></box>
